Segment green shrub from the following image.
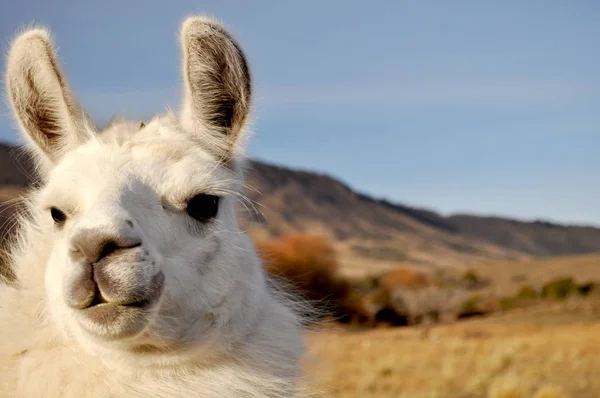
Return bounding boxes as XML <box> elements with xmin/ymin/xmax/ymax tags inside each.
<box><xmin>499</xmin><ymin>297</ymin><xmax>519</xmax><ymax>311</ymax></box>
<box><xmin>541</xmin><ymin>278</ymin><xmax>577</xmax><ymax>300</ymax></box>
<box><xmin>461</xmin><ymin>295</ymin><xmax>481</xmax><ymax>314</ymax></box>
<box><xmin>516</xmin><ymin>285</ymin><xmax>537</xmax><ymax>300</ymax></box>
<box><xmin>463</xmin><ymin>270</ymin><xmax>480</xmax><ymax>285</ymax></box>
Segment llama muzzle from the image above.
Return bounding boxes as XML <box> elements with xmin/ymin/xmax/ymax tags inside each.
<box><xmin>64</xmin><ymin>245</ymin><xmax>165</xmax><ymax>339</ymax></box>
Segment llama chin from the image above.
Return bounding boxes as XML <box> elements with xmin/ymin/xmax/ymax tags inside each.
<box><xmin>0</xmin><ymin>15</ymin><xmax>311</xmax><ymax>398</ymax></box>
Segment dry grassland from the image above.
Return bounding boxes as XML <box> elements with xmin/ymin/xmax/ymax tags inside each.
<box><xmin>304</xmin><ymin>300</ymin><xmax>600</xmax><ymax>398</ymax></box>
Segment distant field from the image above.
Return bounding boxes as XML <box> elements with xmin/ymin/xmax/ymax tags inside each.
<box><xmin>304</xmin><ymin>297</ymin><xmax>600</xmax><ymax>398</ymax></box>
<box><xmin>465</xmin><ymin>253</ymin><xmax>600</xmax><ymax>297</ymax></box>
<box><xmin>339</xmin><ymin>253</ymin><xmax>600</xmax><ymax>298</ymax></box>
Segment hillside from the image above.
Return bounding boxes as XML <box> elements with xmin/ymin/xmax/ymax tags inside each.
<box><xmin>2</xmin><ymin>141</ymin><xmax>600</xmax><ymax>274</ymax></box>
<box><xmin>449</xmin><ymin>214</ymin><xmax>600</xmax><ymax>256</ymax></box>
<box><xmin>0</xmin><ymin>143</ymin><xmax>34</xmax><ymax>186</ymax></box>
<box><xmin>243</xmin><ymin>160</ymin><xmax>600</xmax><ymax>252</ymax></box>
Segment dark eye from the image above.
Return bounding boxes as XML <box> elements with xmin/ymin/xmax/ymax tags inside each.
<box><xmin>50</xmin><ymin>207</ymin><xmax>67</xmax><ymax>224</ymax></box>
<box><xmin>186</xmin><ymin>194</ymin><xmax>220</xmax><ymax>222</ymax></box>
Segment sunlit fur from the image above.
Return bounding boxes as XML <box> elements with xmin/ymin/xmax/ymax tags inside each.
<box><xmin>0</xmin><ymin>15</ymin><xmax>310</xmax><ymax>397</ymax></box>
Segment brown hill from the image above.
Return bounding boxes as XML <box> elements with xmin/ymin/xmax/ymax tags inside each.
<box><xmin>0</xmin><ymin>143</ymin><xmax>35</xmax><ymax>186</ymax></box>
<box><xmin>1</xmin><ymin>142</ymin><xmax>600</xmax><ymax>276</ymax></box>
<box><xmin>449</xmin><ymin>215</ymin><xmax>600</xmax><ymax>257</ymax></box>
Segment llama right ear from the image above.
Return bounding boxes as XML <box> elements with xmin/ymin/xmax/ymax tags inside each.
<box><xmin>179</xmin><ymin>17</ymin><xmax>252</xmax><ymax>161</ymax></box>
<box><xmin>5</xmin><ymin>28</ymin><xmax>92</xmax><ymax>167</ymax></box>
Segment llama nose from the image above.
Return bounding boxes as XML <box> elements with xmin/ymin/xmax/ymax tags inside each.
<box><xmin>70</xmin><ymin>228</ymin><xmax>142</xmax><ymax>264</ymax></box>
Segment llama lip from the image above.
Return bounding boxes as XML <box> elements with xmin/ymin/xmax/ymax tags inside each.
<box><xmin>87</xmin><ymin>270</ymin><xmax>165</xmax><ymax>309</ymax></box>
<box><xmin>75</xmin><ymin>272</ymin><xmax>165</xmax><ymax>340</ymax></box>
<box><xmin>78</xmin><ymin>303</ymin><xmax>153</xmax><ymax>340</ymax></box>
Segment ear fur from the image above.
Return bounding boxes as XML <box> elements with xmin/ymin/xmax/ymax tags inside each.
<box><xmin>5</xmin><ymin>27</ymin><xmax>93</xmax><ymax>170</ymax></box>
<box><xmin>179</xmin><ymin>16</ymin><xmax>252</xmax><ymax>161</ymax></box>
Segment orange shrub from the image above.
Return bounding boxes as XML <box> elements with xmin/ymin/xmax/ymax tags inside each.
<box><xmin>256</xmin><ymin>234</ymin><xmax>364</xmax><ymax>323</ymax></box>
<box><xmin>257</xmin><ymin>234</ymin><xmax>341</xmax><ymax>299</ymax></box>
<box><xmin>379</xmin><ymin>268</ymin><xmax>430</xmax><ymax>291</ymax></box>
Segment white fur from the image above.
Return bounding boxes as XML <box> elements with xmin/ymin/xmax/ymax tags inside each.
<box><xmin>1</xmin><ymin>16</ymin><xmax>310</xmax><ymax>397</ymax></box>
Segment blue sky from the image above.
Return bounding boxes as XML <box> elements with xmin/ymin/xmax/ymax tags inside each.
<box><xmin>1</xmin><ymin>1</ymin><xmax>599</xmax><ymax>226</ymax></box>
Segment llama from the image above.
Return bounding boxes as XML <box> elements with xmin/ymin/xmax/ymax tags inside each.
<box><xmin>0</xmin><ymin>16</ymin><xmax>309</xmax><ymax>397</ymax></box>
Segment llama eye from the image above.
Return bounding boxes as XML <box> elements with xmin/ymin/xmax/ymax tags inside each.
<box><xmin>186</xmin><ymin>194</ymin><xmax>220</xmax><ymax>222</ymax></box>
<box><xmin>50</xmin><ymin>207</ymin><xmax>67</xmax><ymax>224</ymax></box>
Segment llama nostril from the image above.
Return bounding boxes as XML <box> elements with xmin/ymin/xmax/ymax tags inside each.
<box><xmin>97</xmin><ymin>241</ymin><xmax>120</xmax><ymax>261</ymax></box>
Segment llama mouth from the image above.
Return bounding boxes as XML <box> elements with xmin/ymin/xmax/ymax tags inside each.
<box><xmin>85</xmin><ymin>289</ymin><xmax>155</xmax><ymax>309</ymax></box>
<box><xmin>81</xmin><ymin>270</ymin><xmax>166</xmax><ymax>309</ymax></box>
<box><xmin>77</xmin><ymin>297</ymin><xmax>160</xmax><ymax>340</ymax></box>
<box><xmin>75</xmin><ymin>272</ymin><xmax>165</xmax><ymax>340</ymax></box>
<box><xmin>123</xmin><ymin>298</ymin><xmax>153</xmax><ymax>308</ymax></box>
<box><xmin>87</xmin><ymin>297</ymin><xmax>152</xmax><ymax>310</ymax></box>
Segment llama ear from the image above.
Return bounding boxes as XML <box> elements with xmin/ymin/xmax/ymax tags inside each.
<box><xmin>5</xmin><ymin>27</ymin><xmax>92</xmax><ymax>167</ymax></box>
<box><xmin>179</xmin><ymin>17</ymin><xmax>252</xmax><ymax>161</ymax></box>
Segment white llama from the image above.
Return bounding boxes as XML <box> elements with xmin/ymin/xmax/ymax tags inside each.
<box><xmin>0</xmin><ymin>16</ymin><xmax>309</xmax><ymax>397</ymax></box>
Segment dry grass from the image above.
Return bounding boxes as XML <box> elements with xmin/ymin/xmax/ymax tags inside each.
<box><xmin>303</xmin><ymin>302</ymin><xmax>600</xmax><ymax>398</ymax></box>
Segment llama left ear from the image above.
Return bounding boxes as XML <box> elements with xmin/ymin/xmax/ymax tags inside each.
<box><xmin>179</xmin><ymin>16</ymin><xmax>252</xmax><ymax>161</ymax></box>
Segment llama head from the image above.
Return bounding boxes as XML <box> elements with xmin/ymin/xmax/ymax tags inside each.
<box><xmin>5</xmin><ymin>17</ymin><xmax>264</xmax><ymax>366</ymax></box>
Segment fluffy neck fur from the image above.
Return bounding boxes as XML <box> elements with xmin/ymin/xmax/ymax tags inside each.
<box><xmin>0</xmin><ymin>191</ymin><xmax>308</xmax><ymax>397</ymax></box>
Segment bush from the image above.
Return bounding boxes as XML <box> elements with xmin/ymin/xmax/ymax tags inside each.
<box><xmin>377</xmin><ymin>270</ymin><xmax>468</xmax><ymax>325</ymax></box>
<box><xmin>379</xmin><ymin>268</ymin><xmax>430</xmax><ymax>290</ymax></box>
<box><xmin>498</xmin><ymin>297</ymin><xmax>519</xmax><ymax>311</ymax></box>
<box><xmin>541</xmin><ymin>278</ymin><xmax>577</xmax><ymax>300</ymax></box>
<box><xmin>257</xmin><ymin>234</ymin><xmax>341</xmax><ymax>298</ymax></box>
<box><xmin>577</xmin><ymin>281</ymin><xmax>597</xmax><ymax>296</ymax></box>
<box><xmin>461</xmin><ymin>295</ymin><xmax>481</xmax><ymax>314</ymax></box>
<box><xmin>256</xmin><ymin>233</ymin><xmax>365</xmax><ymax>323</ymax></box>
<box><xmin>463</xmin><ymin>270</ymin><xmax>479</xmax><ymax>284</ymax></box>
<box><xmin>516</xmin><ymin>285</ymin><xmax>537</xmax><ymax>300</ymax></box>
<box><xmin>353</xmin><ymin>275</ymin><xmax>381</xmax><ymax>295</ymax></box>
<box><xmin>462</xmin><ymin>269</ymin><xmax>489</xmax><ymax>289</ymax></box>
